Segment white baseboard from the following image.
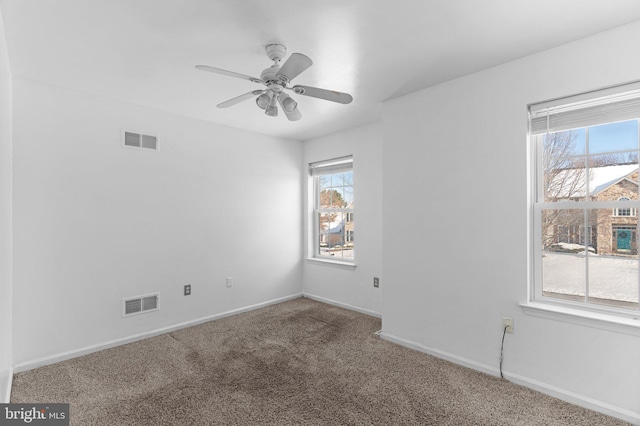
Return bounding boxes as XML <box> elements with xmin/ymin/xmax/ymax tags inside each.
<box><xmin>379</xmin><ymin>332</ymin><xmax>499</xmax><ymax>376</ymax></box>
<box><xmin>303</xmin><ymin>293</ymin><xmax>381</xmax><ymax>318</ymax></box>
<box><xmin>13</xmin><ymin>293</ymin><xmax>303</xmax><ymax>374</ymax></box>
<box><xmin>505</xmin><ymin>372</ymin><xmax>640</xmax><ymax>425</ymax></box>
<box><xmin>0</xmin><ymin>368</ymin><xmax>12</xmax><ymax>403</ymax></box>
<box><xmin>380</xmin><ymin>331</ymin><xmax>640</xmax><ymax>425</ymax></box>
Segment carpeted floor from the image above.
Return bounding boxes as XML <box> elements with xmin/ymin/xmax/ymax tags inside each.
<box><xmin>11</xmin><ymin>297</ymin><xmax>630</xmax><ymax>425</ymax></box>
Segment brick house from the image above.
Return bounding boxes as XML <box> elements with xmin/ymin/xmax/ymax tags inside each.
<box><xmin>550</xmin><ymin>164</ymin><xmax>638</xmax><ymax>255</ymax></box>
<box><xmin>592</xmin><ymin>166</ymin><xmax>638</xmax><ymax>254</ymax></box>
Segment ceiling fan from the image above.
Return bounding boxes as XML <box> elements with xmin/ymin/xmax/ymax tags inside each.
<box><xmin>196</xmin><ymin>44</ymin><xmax>353</xmax><ymax>121</ymax></box>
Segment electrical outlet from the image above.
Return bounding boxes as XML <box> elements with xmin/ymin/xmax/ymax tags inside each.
<box><xmin>184</xmin><ymin>284</ymin><xmax>191</xmax><ymax>296</ymax></box>
<box><xmin>226</xmin><ymin>277</ymin><xmax>234</xmax><ymax>288</ymax></box>
<box><xmin>502</xmin><ymin>317</ymin><xmax>514</xmax><ymax>334</ymax></box>
<box><xmin>373</xmin><ymin>277</ymin><xmax>380</xmax><ymax>288</ymax></box>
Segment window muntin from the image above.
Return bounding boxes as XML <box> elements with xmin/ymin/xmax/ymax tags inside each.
<box><xmin>532</xmin><ymin>114</ymin><xmax>640</xmax><ymax>315</ymax></box>
<box><xmin>310</xmin><ymin>157</ymin><xmax>354</xmax><ymax>262</ymax></box>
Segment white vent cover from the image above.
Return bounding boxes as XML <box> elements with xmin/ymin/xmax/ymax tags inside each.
<box><xmin>122</xmin><ymin>293</ymin><xmax>159</xmax><ymax>317</ymax></box>
<box><xmin>123</xmin><ymin>130</ymin><xmax>158</xmax><ymax>151</ymax></box>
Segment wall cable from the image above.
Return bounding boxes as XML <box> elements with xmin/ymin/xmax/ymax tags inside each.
<box><xmin>499</xmin><ymin>325</ymin><xmax>508</xmax><ymax>379</ymax></box>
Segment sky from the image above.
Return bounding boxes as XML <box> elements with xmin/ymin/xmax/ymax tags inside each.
<box><xmin>547</xmin><ymin>119</ymin><xmax>639</xmax><ymax>157</ymax></box>
<box><xmin>589</xmin><ymin>120</ymin><xmax>639</xmax><ymax>154</ymax></box>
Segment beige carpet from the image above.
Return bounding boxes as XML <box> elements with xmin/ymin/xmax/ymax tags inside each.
<box><xmin>11</xmin><ymin>297</ymin><xmax>629</xmax><ymax>425</ymax></box>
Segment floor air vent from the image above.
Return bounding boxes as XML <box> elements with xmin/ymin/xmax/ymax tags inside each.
<box><xmin>122</xmin><ymin>293</ymin><xmax>159</xmax><ymax>317</ymax></box>
<box><xmin>123</xmin><ymin>130</ymin><xmax>158</xmax><ymax>151</ymax></box>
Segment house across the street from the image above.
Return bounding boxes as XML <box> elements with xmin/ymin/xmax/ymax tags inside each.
<box><xmin>548</xmin><ymin>163</ymin><xmax>639</xmax><ymax>255</ymax></box>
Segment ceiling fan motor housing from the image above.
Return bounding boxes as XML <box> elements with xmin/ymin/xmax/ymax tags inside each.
<box><xmin>260</xmin><ymin>66</ymin><xmax>285</xmax><ymax>87</ymax></box>
<box><xmin>263</xmin><ymin>44</ymin><xmax>293</xmax><ymax>86</ymax></box>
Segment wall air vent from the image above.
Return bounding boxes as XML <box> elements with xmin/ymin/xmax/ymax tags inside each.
<box><xmin>122</xmin><ymin>293</ymin><xmax>159</xmax><ymax>317</ymax></box>
<box><xmin>122</xmin><ymin>130</ymin><xmax>158</xmax><ymax>151</ymax></box>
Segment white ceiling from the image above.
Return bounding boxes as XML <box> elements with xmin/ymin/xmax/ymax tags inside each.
<box><xmin>2</xmin><ymin>0</ymin><xmax>640</xmax><ymax>141</ymax></box>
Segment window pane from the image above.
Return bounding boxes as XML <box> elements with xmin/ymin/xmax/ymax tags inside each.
<box><xmin>319</xmin><ymin>189</ymin><xmax>341</xmax><ymax>208</ymax></box>
<box><xmin>543</xmin><ymin>129</ymin><xmax>586</xmax><ymax>157</ymax></box>
<box><xmin>317</xmin><ymin>212</ymin><xmax>354</xmax><ymax>259</ymax></box>
<box><xmin>334</xmin><ymin>172</ymin><xmax>350</xmax><ymax>187</ymax></box>
<box><xmin>318</xmin><ymin>211</ymin><xmax>332</xmax><ymax>258</ymax></box>
<box><xmin>588</xmin><ymin>120</ymin><xmax>639</xmax><ymax>154</ymax></box>
<box><xmin>333</xmin><ymin>187</ymin><xmax>346</xmax><ymax>207</ymax></box>
<box><xmin>541</xmin><ymin>209</ymin><xmax>587</xmax><ymax>302</ymax></box>
<box><xmin>543</xmin><ymin>155</ymin><xmax>586</xmax><ymax>202</ymax></box>
<box><xmin>588</xmin><ymin>154</ymin><xmax>638</xmax><ymax>203</ymax></box>
<box><xmin>318</xmin><ymin>175</ymin><xmax>331</xmax><ymax>189</ymax></box>
<box><xmin>541</xmin><ymin>208</ymin><xmax>588</xmax><ymax>249</ymax></box>
<box><xmin>588</xmin><ymin>209</ymin><xmax>639</xmax><ymax>309</ymax></box>
<box><xmin>589</xmin><ymin>151</ymin><xmax>638</xmax><ymax>168</ymax></box>
<box><xmin>343</xmin><ymin>188</ymin><xmax>354</xmax><ymax>205</ymax></box>
<box><xmin>317</xmin><ymin>172</ymin><xmax>353</xmax><ymax>205</ymax></box>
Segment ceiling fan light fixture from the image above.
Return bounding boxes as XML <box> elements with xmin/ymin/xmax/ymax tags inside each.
<box><xmin>256</xmin><ymin>92</ymin><xmax>271</xmax><ymax>109</ymax></box>
<box><xmin>282</xmin><ymin>96</ymin><xmax>297</xmax><ymax>113</ymax></box>
<box><xmin>265</xmin><ymin>105</ymin><xmax>278</xmax><ymax>117</ymax></box>
<box><xmin>265</xmin><ymin>94</ymin><xmax>279</xmax><ymax>116</ymax></box>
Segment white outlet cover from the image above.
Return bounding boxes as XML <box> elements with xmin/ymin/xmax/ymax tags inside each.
<box><xmin>502</xmin><ymin>317</ymin><xmax>514</xmax><ymax>333</ymax></box>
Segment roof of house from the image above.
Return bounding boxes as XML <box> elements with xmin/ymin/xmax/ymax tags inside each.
<box><xmin>553</xmin><ymin>164</ymin><xmax>638</xmax><ymax>199</ymax></box>
<box><xmin>590</xmin><ymin>164</ymin><xmax>638</xmax><ymax>195</ymax></box>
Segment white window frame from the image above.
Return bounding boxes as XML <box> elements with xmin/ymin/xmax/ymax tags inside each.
<box><xmin>527</xmin><ymin>82</ymin><xmax>640</xmax><ymax>333</ymax></box>
<box><xmin>308</xmin><ymin>156</ymin><xmax>355</xmax><ymax>266</ymax></box>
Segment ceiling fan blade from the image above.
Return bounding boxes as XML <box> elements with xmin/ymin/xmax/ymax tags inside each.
<box><xmin>277</xmin><ymin>94</ymin><xmax>302</xmax><ymax>121</ymax></box>
<box><xmin>216</xmin><ymin>90</ymin><xmax>264</xmax><ymax>108</ymax></box>
<box><xmin>196</xmin><ymin>65</ymin><xmax>264</xmax><ymax>85</ymax></box>
<box><xmin>290</xmin><ymin>85</ymin><xmax>353</xmax><ymax>104</ymax></box>
<box><xmin>276</xmin><ymin>53</ymin><xmax>312</xmax><ymax>82</ymax></box>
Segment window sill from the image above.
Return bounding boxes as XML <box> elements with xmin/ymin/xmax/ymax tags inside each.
<box><xmin>520</xmin><ymin>302</ymin><xmax>640</xmax><ymax>336</ymax></box>
<box><xmin>305</xmin><ymin>257</ymin><xmax>356</xmax><ymax>270</ymax></box>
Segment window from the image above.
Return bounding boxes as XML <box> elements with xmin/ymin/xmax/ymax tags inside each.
<box><xmin>614</xmin><ymin>197</ymin><xmax>637</xmax><ymax>217</ymax></box>
<box><xmin>309</xmin><ymin>156</ymin><xmax>354</xmax><ymax>262</ymax></box>
<box><xmin>530</xmin><ymin>82</ymin><xmax>640</xmax><ymax>316</ymax></box>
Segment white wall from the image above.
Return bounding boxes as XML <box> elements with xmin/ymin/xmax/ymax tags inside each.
<box><xmin>302</xmin><ymin>121</ymin><xmax>383</xmax><ymax>316</ymax></box>
<box><xmin>0</xmin><ymin>7</ymin><xmax>13</xmax><ymax>403</ymax></box>
<box><xmin>12</xmin><ymin>78</ymin><xmax>303</xmax><ymax>367</ymax></box>
<box><xmin>381</xmin><ymin>22</ymin><xmax>640</xmax><ymax>423</ymax></box>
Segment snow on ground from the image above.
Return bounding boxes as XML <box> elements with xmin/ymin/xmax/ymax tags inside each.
<box><xmin>549</xmin><ymin>242</ymin><xmax>595</xmax><ymax>253</ymax></box>
<box><xmin>542</xmin><ymin>252</ymin><xmax>639</xmax><ymax>302</ymax></box>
